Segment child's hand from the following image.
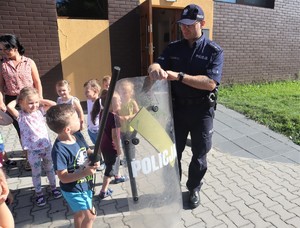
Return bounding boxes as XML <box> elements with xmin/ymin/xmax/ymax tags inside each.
<box><xmin>83</xmin><ymin>165</ymin><xmax>97</xmax><ymax>176</ymax></box>
<box><xmin>93</xmin><ymin>161</ymin><xmax>100</xmax><ymax>168</ymax></box>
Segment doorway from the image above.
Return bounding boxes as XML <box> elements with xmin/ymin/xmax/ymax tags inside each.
<box><xmin>152</xmin><ymin>8</ymin><xmax>181</xmax><ymax>61</ymax></box>
<box><xmin>139</xmin><ymin>0</ymin><xmax>182</xmax><ymax>75</ymax></box>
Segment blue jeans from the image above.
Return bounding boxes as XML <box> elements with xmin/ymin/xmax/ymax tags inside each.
<box><xmin>88</xmin><ymin>129</ymin><xmax>98</xmax><ymax>144</ymax></box>
<box><xmin>88</xmin><ymin>129</ymin><xmax>104</xmax><ymax>163</ymax></box>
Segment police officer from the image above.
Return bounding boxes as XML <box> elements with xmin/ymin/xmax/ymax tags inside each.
<box><xmin>148</xmin><ymin>4</ymin><xmax>224</xmax><ymax>209</ymax></box>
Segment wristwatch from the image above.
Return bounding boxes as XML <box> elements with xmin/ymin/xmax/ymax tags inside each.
<box><xmin>178</xmin><ymin>72</ymin><xmax>185</xmax><ymax>82</ymax></box>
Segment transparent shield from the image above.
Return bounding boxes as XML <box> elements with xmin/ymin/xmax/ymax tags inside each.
<box><xmin>115</xmin><ymin>76</ymin><xmax>182</xmax><ymax>228</ymax></box>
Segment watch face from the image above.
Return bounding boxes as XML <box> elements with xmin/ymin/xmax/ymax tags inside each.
<box><xmin>179</xmin><ymin>72</ymin><xmax>184</xmax><ymax>82</ymax></box>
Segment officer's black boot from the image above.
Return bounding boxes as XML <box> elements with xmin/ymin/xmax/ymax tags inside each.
<box><xmin>189</xmin><ymin>189</ymin><xmax>200</xmax><ymax>209</ymax></box>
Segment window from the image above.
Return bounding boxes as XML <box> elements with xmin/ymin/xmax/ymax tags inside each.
<box><xmin>56</xmin><ymin>0</ymin><xmax>108</xmax><ymax>19</ymax></box>
<box><xmin>214</xmin><ymin>0</ymin><xmax>275</xmax><ymax>9</ymax></box>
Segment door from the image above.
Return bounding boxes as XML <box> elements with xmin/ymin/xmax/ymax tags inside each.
<box><xmin>170</xmin><ymin>10</ymin><xmax>182</xmax><ymax>41</ymax></box>
<box><xmin>140</xmin><ymin>0</ymin><xmax>153</xmax><ymax>76</ymax></box>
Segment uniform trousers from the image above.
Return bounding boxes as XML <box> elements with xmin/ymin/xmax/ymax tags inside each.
<box><xmin>173</xmin><ymin>104</ymin><xmax>214</xmax><ymax>192</ymax></box>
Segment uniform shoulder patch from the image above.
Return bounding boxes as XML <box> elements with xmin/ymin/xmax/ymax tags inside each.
<box><xmin>208</xmin><ymin>41</ymin><xmax>222</xmax><ymax>52</ymax></box>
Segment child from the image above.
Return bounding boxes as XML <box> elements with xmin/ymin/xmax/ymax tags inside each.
<box><xmin>46</xmin><ymin>104</ymin><xmax>98</xmax><ymax>228</ymax></box>
<box><xmin>83</xmin><ymin>79</ymin><xmax>105</xmax><ymax>171</ymax></box>
<box><xmin>91</xmin><ymin>90</ymin><xmax>126</xmax><ymax>199</ymax></box>
<box><xmin>101</xmin><ymin>75</ymin><xmax>111</xmax><ymax>90</ymax></box>
<box><xmin>6</xmin><ymin>87</ymin><xmax>61</xmax><ymax>207</ymax></box>
<box><xmin>56</xmin><ymin>80</ymin><xmax>85</xmax><ymax>130</ymax></box>
<box><xmin>116</xmin><ymin>80</ymin><xmax>139</xmax><ymax>165</ymax></box>
<box><xmin>116</xmin><ymin>80</ymin><xmax>139</xmax><ymax>134</ymax></box>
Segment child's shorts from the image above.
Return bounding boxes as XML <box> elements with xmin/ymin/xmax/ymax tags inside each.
<box><xmin>61</xmin><ymin>190</ymin><xmax>93</xmax><ymax>213</ymax></box>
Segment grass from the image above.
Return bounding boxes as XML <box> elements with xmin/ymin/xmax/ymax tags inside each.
<box><xmin>218</xmin><ymin>80</ymin><xmax>300</xmax><ymax>145</ymax></box>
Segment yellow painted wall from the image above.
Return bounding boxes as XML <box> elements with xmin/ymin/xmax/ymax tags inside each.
<box><xmin>140</xmin><ymin>0</ymin><xmax>214</xmax><ymax>39</ymax></box>
<box><xmin>57</xmin><ymin>19</ymin><xmax>111</xmax><ymax>101</ymax></box>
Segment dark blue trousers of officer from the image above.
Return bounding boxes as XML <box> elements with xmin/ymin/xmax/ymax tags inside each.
<box><xmin>173</xmin><ymin>103</ymin><xmax>214</xmax><ymax>192</ymax></box>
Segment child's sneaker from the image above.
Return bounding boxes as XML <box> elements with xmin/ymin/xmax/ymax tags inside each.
<box><xmin>36</xmin><ymin>195</ymin><xmax>46</xmax><ymax>207</ymax></box>
<box><xmin>99</xmin><ymin>188</ymin><xmax>113</xmax><ymax>199</ymax></box>
<box><xmin>52</xmin><ymin>189</ymin><xmax>62</xmax><ymax>199</ymax></box>
<box><xmin>114</xmin><ymin>176</ymin><xmax>127</xmax><ymax>184</ymax></box>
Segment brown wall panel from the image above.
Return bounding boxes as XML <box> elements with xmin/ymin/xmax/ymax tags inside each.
<box><xmin>108</xmin><ymin>0</ymin><xmax>141</xmax><ymax>79</ymax></box>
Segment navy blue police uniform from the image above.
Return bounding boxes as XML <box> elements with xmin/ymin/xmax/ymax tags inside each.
<box><xmin>156</xmin><ymin>34</ymin><xmax>223</xmax><ymax>193</ymax></box>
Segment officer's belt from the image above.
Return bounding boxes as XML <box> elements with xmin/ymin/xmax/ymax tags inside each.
<box><xmin>173</xmin><ymin>97</ymin><xmax>207</xmax><ymax>105</ymax></box>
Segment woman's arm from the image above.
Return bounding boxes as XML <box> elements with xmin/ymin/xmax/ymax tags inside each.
<box><xmin>31</xmin><ymin>60</ymin><xmax>43</xmax><ymax>99</ymax></box>
<box><xmin>6</xmin><ymin>100</ymin><xmax>19</xmax><ymax>119</ymax></box>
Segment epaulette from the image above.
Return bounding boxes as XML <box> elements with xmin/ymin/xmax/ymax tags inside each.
<box><xmin>208</xmin><ymin>41</ymin><xmax>222</xmax><ymax>52</ymax></box>
<box><xmin>168</xmin><ymin>40</ymin><xmax>181</xmax><ymax>46</ymax></box>
<box><xmin>171</xmin><ymin>40</ymin><xmax>181</xmax><ymax>44</ymax></box>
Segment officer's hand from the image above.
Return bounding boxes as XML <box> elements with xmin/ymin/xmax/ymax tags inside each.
<box><xmin>166</xmin><ymin>70</ymin><xmax>179</xmax><ymax>81</ymax></box>
<box><xmin>148</xmin><ymin>64</ymin><xmax>168</xmax><ymax>80</ymax></box>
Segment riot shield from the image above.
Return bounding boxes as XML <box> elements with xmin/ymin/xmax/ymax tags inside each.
<box><xmin>115</xmin><ymin>76</ymin><xmax>182</xmax><ymax>228</ymax></box>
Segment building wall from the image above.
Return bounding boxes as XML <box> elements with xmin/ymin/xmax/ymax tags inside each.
<box><xmin>0</xmin><ymin>0</ymin><xmax>62</xmax><ymax>100</ymax></box>
<box><xmin>108</xmin><ymin>0</ymin><xmax>141</xmax><ymax>79</ymax></box>
<box><xmin>57</xmin><ymin>19</ymin><xmax>111</xmax><ymax>101</ymax></box>
<box><xmin>213</xmin><ymin>1</ymin><xmax>300</xmax><ymax>84</ymax></box>
<box><xmin>2</xmin><ymin>0</ymin><xmax>299</xmax><ymax>101</ymax></box>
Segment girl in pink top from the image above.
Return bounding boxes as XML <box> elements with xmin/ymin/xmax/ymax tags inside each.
<box><xmin>7</xmin><ymin>87</ymin><xmax>62</xmax><ymax>207</ymax></box>
<box><xmin>0</xmin><ymin>34</ymin><xmax>43</xmax><ymax>170</ymax></box>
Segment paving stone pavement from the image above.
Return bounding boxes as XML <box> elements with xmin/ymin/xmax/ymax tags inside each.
<box><xmin>1</xmin><ymin>104</ymin><xmax>299</xmax><ymax>228</ymax></box>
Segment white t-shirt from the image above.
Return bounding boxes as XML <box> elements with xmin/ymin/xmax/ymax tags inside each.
<box><xmin>87</xmin><ymin>99</ymin><xmax>99</xmax><ymax>133</ymax></box>
<box><xmin>57</xmin><ymin>96</ymin><xmax>79</xmax><ymax>105</ymax></box>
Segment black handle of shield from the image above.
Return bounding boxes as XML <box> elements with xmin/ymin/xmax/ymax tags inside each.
<box><xmin>89</xmin><ymin>66</ymin><xmax>121</xmax><ymax>165</ymax></box>
<box><xmin>122</xmin><ymin>132</ymin><xmax>139</xmax><ymax>202</ymax></box>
